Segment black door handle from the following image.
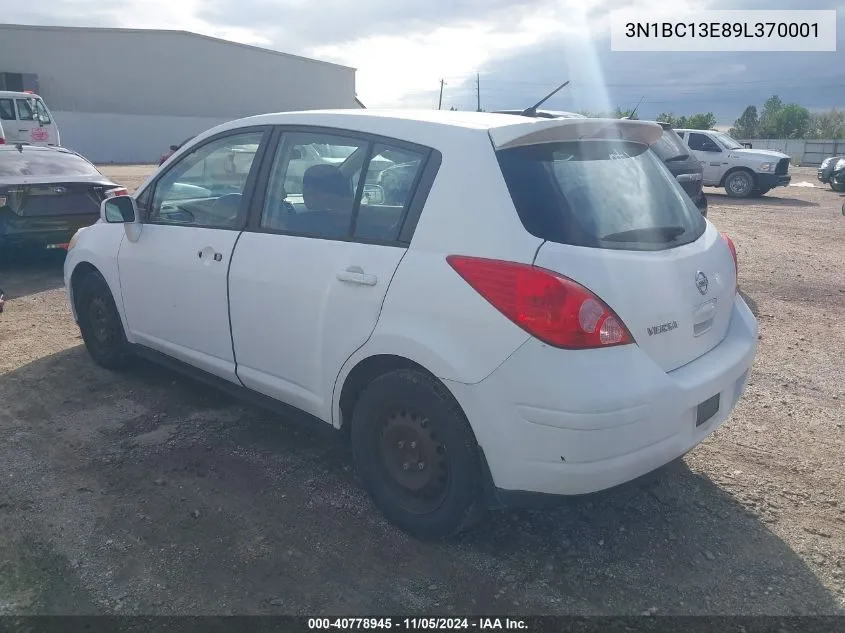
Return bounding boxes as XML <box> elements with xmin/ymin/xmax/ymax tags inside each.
<box><xmin>198</xmin><ymin>250</ymin><xmax>223</xmax><ymax>261</ymax></box>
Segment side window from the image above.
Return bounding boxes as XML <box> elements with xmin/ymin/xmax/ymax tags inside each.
<box><xmin>687</xmin><ymin>133</ymin><xmax>720</xmax><ymax>152</ymax></box>
<box><xmin>16</xmin><ymin>99</ymin><xmax>35</xmax><ymax>121</ymax></box>
<box><xmin>135</xmin><ymin>185</ymin><xmax>153</xmax><ymax>220</ymax></box>
<box><xmin>149</xmin><ymin>130</ymin><xmax>263</xmax><ymax>228</ymax></box>
<box><xmin>34</xmin><ymin>100</ymin><xmax>51</xmax><ymax>124</ymax></box>
<box><xmin>0</xmin><ymin>99</ymin><xmax>15</xmax><ymax>121</ymax></box>
<box><xmin>354</xmin><ymin>144</ymin><xmax>426</xmax><ymax>241</ymax></box>
<box><xmin>261</xmin><ymin>132</ymin><xmax>365</xmax><ymax>239</ymax></box>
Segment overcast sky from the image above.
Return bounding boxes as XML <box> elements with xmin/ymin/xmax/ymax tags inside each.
<box><xmin>5</xmin><ymin>0</ymin><xmax>844</xmax><ymax>125</ymax></box>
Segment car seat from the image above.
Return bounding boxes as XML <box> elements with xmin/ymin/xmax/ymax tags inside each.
<box><xmin>286</xmin><ymin>164</ymin><xmax>353</xmax><ymax>237</ymax></box>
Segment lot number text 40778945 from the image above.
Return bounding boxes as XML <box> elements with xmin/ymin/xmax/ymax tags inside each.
<box><xmin>307</xmin><ymin>618</ymin><xmax>528</xmax><ymax>630</ymax></box>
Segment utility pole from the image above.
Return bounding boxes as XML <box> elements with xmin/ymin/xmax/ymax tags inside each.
<box><xmin>438</xmin><ymin>79</ymin><xmax>446</xmax><ymax>110</ymax></box>
<box><xmin>476</xmin><ymin>73</ymin><xmax>481</xmax><ymax>112</ymax></box>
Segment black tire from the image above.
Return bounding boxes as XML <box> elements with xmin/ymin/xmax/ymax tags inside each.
<box><xmin>724</xmin><ymin>170</ymin><xmax>755</xmax><ymax>198</ymax></box>
<box><xmin>831</xmin><ymin>180</ymin><xmax>845</xmax><ymax>192</ymax></box>
<box><xmin>750</xmin><ymin>187</ymin><xmax>771</xmax><ymax>197</ymax></box>
<box><xmin>76</xmin><ymin>271</ymin><xmax>132</xmax><ymax>370</ymax></box>
<box><xmin>350</xmin><ymin>368</ymin><xmax>485</xmax><ymax>539</ymax></box>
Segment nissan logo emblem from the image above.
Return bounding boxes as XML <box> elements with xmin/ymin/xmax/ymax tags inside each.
<box><xmin>695</xmin><ymin>271</ymin><xmax>709</xmax><ymax>295</ymax></box>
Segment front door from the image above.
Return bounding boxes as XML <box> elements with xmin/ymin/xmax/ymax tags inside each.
<box><xmin>229</xmin><ymin>129</ymin><xmax>431</xmax><ymax>422</ymax></box>
<box><xmin>0</xmin><ymin>97</ymin><xmax>19</xmax><ymax>143</ymax></box>
<box><xmin>12</xmin><ymin>97</ymin><xmax>58</xmax><ymax>146</ymax></box>
<box><xmin>117</xmin><ymin>128</ymin><xmax>269</xmax><ymax>382</ymax></box>
<box><xmin>685</xmin><ymin>132</ymin><xmax>725</xmax><ymax>186</ymax></box>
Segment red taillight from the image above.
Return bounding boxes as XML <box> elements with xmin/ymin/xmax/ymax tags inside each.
<box><xmin>104</xmin><ymin>187</ymin><xmax>129</xmax><ymax>198</ymax></box>
<box><xmin>0</xmin><ymin>138</ymin><xmax>5</xmax><ymax>144</ymax></box>
<box><xmin>446</xmin><ymin>255</ymin><xmax>634</xmax><ymax>349</ymax></box>
<box><xmin>721</xmin><ymin>233</ymin><xmax>738</xmax><ymax>290</ymax></box>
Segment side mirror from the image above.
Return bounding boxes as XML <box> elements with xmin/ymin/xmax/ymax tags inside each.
<box><xmin>101</xmin><ymin>195</ymin><xmax>137</xmax><ymax>223</ymax></box>
<box><xmin>362</xmin><ymin>184</ymin><xmax>384</xmax><ymax>205</ymax></box>
<box><xmin>101</xmin><ymin>194</ymin><xmax>143</xmax><ymax>242</ymax></box>
<box><xmin>290</xmin><ymin>147</ymin><xmax>303</xmax><ymax>160</ymax></box>
<box><xmin>742</xmin><ymin>142</ymin><xmax>753</xmax><ymax>149</ymax></box>
<box><xmin>169</xmin><ymin>144</ymin><xmax>179</xmax><ymax>151</ymax></box>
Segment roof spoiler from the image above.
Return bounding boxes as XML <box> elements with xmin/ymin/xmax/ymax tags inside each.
<box><xmin>489</xmin><ymin>118</ymin><xmax>664</xmax><ymax>150</ymax></box>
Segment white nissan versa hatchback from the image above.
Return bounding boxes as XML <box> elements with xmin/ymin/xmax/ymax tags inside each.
<box><xmin>64</xmin><ymin>110</ymin><xmax>758</xmax><ymax>539</ymax></box>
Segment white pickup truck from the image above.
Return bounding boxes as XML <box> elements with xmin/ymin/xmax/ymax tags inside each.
<box><xmin>675</xmin><ymin>129</ymin><xmax>791</xmax><ymax>198</ymax></box>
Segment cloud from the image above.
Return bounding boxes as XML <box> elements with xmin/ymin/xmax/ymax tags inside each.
<box><xmin>3</xmin><ymin>0</ymin><xmax>844</xmax><ymax>121</ymax></box>
<box><xmin>390</xmin><ymin>0</ymin><xmax>845</xmax><ymax>122</ymax></box>
<box><xmin>198</xmin><ymin>0</ymin><xmax>549</xmax><ymax>49</ymax></box>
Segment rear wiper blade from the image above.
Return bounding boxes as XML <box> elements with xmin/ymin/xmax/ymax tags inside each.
<box><xmin>664</xmin><ymin>153</ymin><xmax>691</xmax><ymax>162</ymax></box>
<box><xmin>602</xmin><ymin>226</ymin><xmax>686</xmax><ymax>242</ymax></box>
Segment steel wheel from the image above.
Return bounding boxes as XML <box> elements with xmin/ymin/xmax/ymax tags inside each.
<box><xmin>350</xmin><ymin>368</ymin><xmax>485</xmax><ymax>539</ymax></box>
<box><xmin>76</xmin><ymin>271</ymin><xmax>131</xmax><ymax>369</ymax></box>
<box><xmin>88</xmin><ymin>294</ymin><xmax>118</xmax><ymax>348</ymax></box>
<box><xmin>725</xmin><ymin>171</ymin><xmax>754</xmax><ymax>198</ymax></box>
<box><xmin>378</xmin><ymin>409</ymin><xmax>449</xmax><ymax>514</ymax></box>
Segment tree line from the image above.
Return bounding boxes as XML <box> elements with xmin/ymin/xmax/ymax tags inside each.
<box><xmin>582</xmin><ymin>97</ymin><xmax>844</xmax><ymax>139</ymax></box>
<box><xmin>450</xmin><ymin>97</ymin><xmax>844</xmax><ymax>139</ymax></box>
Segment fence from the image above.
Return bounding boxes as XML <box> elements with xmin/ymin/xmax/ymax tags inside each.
<box><xmin>736</xmin><ymin>139</ymin><xmax>845</xmax><ymax>166</ymax></box>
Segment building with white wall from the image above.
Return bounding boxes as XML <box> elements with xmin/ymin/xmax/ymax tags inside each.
<box><xmin>0</xmin><ymin>24</ymin><xmax>360</xmax><ymax>163</ymax></box>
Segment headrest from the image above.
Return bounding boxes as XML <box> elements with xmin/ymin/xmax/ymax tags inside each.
<box><xmin>302</xmin><ymin>163</ymin><xmax>352</xmax><ymax>212</ymax></box>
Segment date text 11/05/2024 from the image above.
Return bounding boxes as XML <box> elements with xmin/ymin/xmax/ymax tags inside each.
<box><xmin>625</xmin><ymin>21</ymin><xmax>819</xmax><ymax>38</ymax></box>
<box><xmin>308</xmin><ymin>618</ymin><xmax>528</xmax><ymax>630</ymax></box>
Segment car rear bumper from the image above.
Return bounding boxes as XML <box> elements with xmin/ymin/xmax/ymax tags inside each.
<box><xmin>446</xmin><ymin>293</ymin><xmax>758</xmax><ymax>501</ymax></box>
<box><xmin>0</xmin><ymin>228</ymin><xmax>79</xmax><ymax>249</ymax></box>
<box><xmin>757</xmin><ymin>173</ymin><xmax>791</xmax><ymax>188</ymax></box>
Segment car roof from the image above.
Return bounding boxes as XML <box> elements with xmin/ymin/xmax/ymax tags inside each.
<box><xmin>237</xmin><ymin>109</ymin><xmax>538</xmax><ymax>130</ymax></box>
<box><xmin>493</xmin><ymin>109</ymin><xmax>587</xmax><ymax>119</ymax></box>
<box><xmin>0</xmin><ymin>91</ymin><xmax>45</xmax><ymax>99</ymax></box>
<box><xmin>0</xmin><ymin>144</ymin><xmax>91</xmax><ymax>164</ymax></box>
<box><xmin>0</xmin><ymin>143</ymin><xmax>75</xmax><ymax>155</ymax></box>
<box><xmin>203</xmin><ymin>109</ymin><xmax>663</xmax><ymax>151</ymax></box>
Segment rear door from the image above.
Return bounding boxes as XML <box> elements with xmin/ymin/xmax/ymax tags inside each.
<box><xmin>228</xmin><ymin>128</ymin><xmax>434</xmax><ymax>421</ymax></box>
<box><xmin>494</xmin><ymin>131</ymin><xmax>736</xmax><ymax>373</ymax></box>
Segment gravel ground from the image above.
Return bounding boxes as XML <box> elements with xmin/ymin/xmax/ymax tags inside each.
<box><xmin>0</xmin><ymin>165</ymin><xmax>842</xmax><ymax>615</ymax></box>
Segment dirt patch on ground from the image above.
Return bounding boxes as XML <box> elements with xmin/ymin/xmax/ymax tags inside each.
<box><xmin>0</xmin><ymin>166</ymin><xmax>842</xmax><ymax>615</ymax></box>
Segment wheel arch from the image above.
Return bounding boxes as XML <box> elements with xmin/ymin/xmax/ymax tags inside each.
<box><xmin>67</xmin><ymin>257</ymin><xmax>130</xmax><ymax>338</ymax></box>
<box><xmin>337</xmin><ymin>354</ymin><xmax>440</xmax><ymax>437</ymax></box>
<box><xmin>335</xmin><ymin>352</ymin><xmax>501</xmax><ymax>511</ymax></box>
<box><xmin>69</xmin><ymin>261</ymin><xmax>102</xmax><ymax>314</ymax></box>
<box><xmin>719</xmin><ymin>166</ymin><xmax>756</xmax><ymax>188</ymax></box>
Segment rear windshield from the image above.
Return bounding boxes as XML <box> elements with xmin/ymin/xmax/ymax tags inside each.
<box><xmin>496</xmin><ymin>139</ymin><xmax>706</xmax><ymax>251</ymax></box>
<box><xmin>651</xmin><ymin>128</ymin><xmax>690</xmax><ymax>161</ymax></box>
<box><xmin>0</xmin><ymin>149</ymin><xmax>101</xmax><ymax>177</ymax></box>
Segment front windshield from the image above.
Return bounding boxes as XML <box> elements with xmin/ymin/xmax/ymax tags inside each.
<box><xmin>712</xmin><ymin>132</ymin><xmax>743</xmax><ymax>150</ymax></box>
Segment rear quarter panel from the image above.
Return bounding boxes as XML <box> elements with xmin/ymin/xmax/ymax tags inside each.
<box><xmin>333</xmin><ymin>128</ymin><xmax>543</xmax><ymax>424</ymax></box>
